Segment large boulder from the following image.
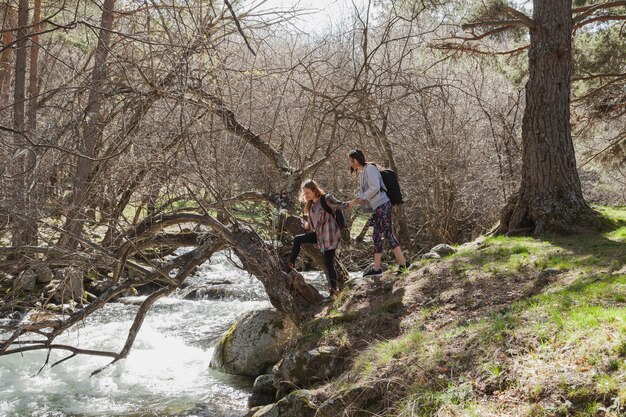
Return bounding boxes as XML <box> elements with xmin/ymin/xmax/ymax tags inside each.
<box><xmin>210</xmin><ymin>309</ymin><xmax>299</xmax><ymax>377</ymax></box>
<box><xmin>251</xmin><ymin>390</ymin><xmax>317</xmax><ymax>417</ymax></box>
<box><xmin>274</xmin><ymin>346</ymin><xmax>340</xmax><ymax>397</ymax></box>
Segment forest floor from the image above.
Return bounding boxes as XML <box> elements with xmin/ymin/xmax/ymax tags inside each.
<box><xmin>297</xmin><ymin>206</ymin><xmax>626</xmax><ymax>417</ymax></box>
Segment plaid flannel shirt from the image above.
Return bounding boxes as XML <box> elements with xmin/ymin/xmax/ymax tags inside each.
<box><xmin>308</xmin><ymin>194</ymin><xmax>349</xmax><ymax>252</ymax></box>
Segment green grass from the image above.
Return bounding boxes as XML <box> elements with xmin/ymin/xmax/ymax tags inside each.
<box><xmin>448</xmin><ymin>215</ymin><xmax>626</xmax><ymax>277</ymax></box>
<box><xmin>341</xmin><ymin>206</ymin><xmax>626</xmax><ymax>416</ymax></box>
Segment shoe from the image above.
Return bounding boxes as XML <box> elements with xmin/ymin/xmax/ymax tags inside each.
<box><xmin>363</xmin><ymin>267</ymin><xmax>383</xmax><ymax>277</ymax></box>
<box><xmin>396</xmin><ymin>261</ymin><xmax>411</xmax><ymax>276</ymax></box>
<box><xmin>284</xmin><ymin>262</ymin><xmax>295</xmax><ymax>273</ymax></box>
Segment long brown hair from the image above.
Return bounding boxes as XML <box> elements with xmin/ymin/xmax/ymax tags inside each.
<box><xmin>299</xmin><ymin>179</ymin><xmax>325</xmax><ymax>215</ymax></box>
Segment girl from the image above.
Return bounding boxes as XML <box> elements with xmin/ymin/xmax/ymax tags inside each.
<box><xmin>288</xmin><ymin>179</ymin><xmax>354</xmax><ymax>297</ymax></box>
<box><xmin>348</xmin><ymin>149</ymin><xmax>410</xmax><ymax>276</ymax></box>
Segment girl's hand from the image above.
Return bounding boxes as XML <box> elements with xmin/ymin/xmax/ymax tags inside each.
<box><xmin>301</xmin><ymin>220</ymin><xmax>309</xmax><ymax>230</ymax></box>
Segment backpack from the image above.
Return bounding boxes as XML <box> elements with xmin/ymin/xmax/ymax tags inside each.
<box><xmin>320</xmin><ymin>194</ymin><xmax>347</xmax><ymax>229</ymax></box>
<box><xmin>379</xmin><ymin>168</ymin><xmax>403</xmax><ymax>205</ymax></box>
<box><xmin>320</xmin><ymin>194</ymin><xmax>350</xmax><ymax>243</ymax></box>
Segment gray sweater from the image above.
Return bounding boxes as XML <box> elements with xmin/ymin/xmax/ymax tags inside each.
<box><xmin>359</xmin><ymin>164</ymin><xmax>390</xmax><ymax>212</ymax></box>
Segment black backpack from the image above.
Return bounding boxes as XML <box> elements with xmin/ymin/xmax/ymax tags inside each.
<box><xmin>320</xmin><ymin>194</ymin><xmax>347</xmax><ymax>229</ymax></box>
<box><xmin>320</xmin><ymin>195</ymin><xmax>350</xmax><ymax>243</ymax></box>
<box><xmin>379</xmin><ymin>168</ymin><xmax>404</xmax><ymax>205</ymax></box>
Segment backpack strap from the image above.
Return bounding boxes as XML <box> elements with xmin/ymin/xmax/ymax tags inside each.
<box><xmin>372</xmin><ymin>164</ymin><xmax>387</xmax><ymax>193</ymax></box>
<box><xmin>319</xmin><ymin>194</ymin><xmax>333</xmax><ymax>214</ymax></box>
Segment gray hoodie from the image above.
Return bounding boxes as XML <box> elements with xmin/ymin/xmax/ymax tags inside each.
<box><xmin>359</xmin><ymin>164</ymin><xmax>390</xmax><ymax>212</ymax></box>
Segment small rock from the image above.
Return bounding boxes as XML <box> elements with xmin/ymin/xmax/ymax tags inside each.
<box><xmin>244</xmin><ymin>405</ymin><xmax>269</xmax><ymax>417</ymax></box>
<box><xmin>0</xmin><ymin>272</ymin><xmax>14</xmax><ymax>286</ymax></box>
<box><xmin>431</xmin><ymin>244</ymin><xmax>457</xmax><ymax>256</ymax></box>
<box><xmin>248</xmin><ymin>392</ymin><xmax>275</xmax><ymax>409</ymax></box>
<box><xmin>251</xmin><ymin>390</ymin><xmax>317</xmax><ymax>417</ymax></box>
<box><xmin>247</xmin><ymin>405</ymin><xmax>272</xmax><ymax>417</ymax></box>
<box><xmin>13</xmin><ymin>270</ymin><xmax>36</xmax><ymax>292</ymax></box>
<box><xmin>9</xmin><ymin>311</ymin><xmax>23</xmax><ymax>320</ymax></box>
<box><xmin>88</xmin><ymin>278</ymin><xmax>115</xmax><ymax>296</ymax></box>
<box><xmin>253</xmin><ymin>374</ymin><xmax>277</xmax><ymax>395</ymax></box>
<box><xmin>33</xmin><ymin>264</ymin><xmax>54</xmax><ymax>284</ymax></box>
<box><xmin>537</xmin><ymin>268</ymin><xmax>561</xmax><ymax>283</ymax></box>
<box><xmin>250</xmin><ymin>374</ymin><xmax>278</xmax><ymax>407</ymax></box>
<box><xmin>49</xmin><ymin>268</ymin><xmax>84</xmax><ymax>304</ymax></box>
<box><xmin>420</xmin><ymin>252</ymin><xmax>441</xmax><ymax>260</ymax></box>
<box><xmin>362</xmin><ymin>263</ymin><xmax>389</xmax><ymax>275</ymax></box>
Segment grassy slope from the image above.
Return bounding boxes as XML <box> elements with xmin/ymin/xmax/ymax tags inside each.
<box><xmin>311</xmin><ymin>206</ymin><xmax>626</xmax><ymax>417</ymax></box>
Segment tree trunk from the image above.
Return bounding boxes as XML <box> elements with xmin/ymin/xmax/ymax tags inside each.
<box><xmin>368</xmin><ymin>114</ymin><xmax>411</xmax><ymax>248</ymax></box>
<box><xmin>497</xmin><ymin>0</ymin><xmax>598</xmax><ymax>236</ymax></box>
<box><xmin>58</xmin><ymin>0</ymin><xmax>116</xmax><ymax>249</ymax></box>
<box><xmin>0</xmin><ymin>1</ymin><xmax>16</xmax><ymax>116</ymax></box>
<box><xmin>23</xmin><ymin>0</ymin><xmax>41</xmax><ymax>245</ymax></box>
<box><xmin>10</xmin><ymin>0</ymin><xmax>33</xmax><ymax>246</ymax></box>
<box><xmin>221</xmin><ymin>221</ymin><xmax>324</xmax><ymax>324</ymax></box>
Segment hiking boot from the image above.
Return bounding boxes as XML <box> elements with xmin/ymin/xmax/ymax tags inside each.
<box><xmin>363</xmin><ymin>267</ymin><xmax>383</xmax><ymax>277</ymax></box>
<box><xmin>396</xmin><ymin>261</ymin><xmax>411</xmax><ymax>276</ymax></box>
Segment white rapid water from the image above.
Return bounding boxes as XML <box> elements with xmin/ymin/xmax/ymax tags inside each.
<box><xmin>0</xmin><ymin>250</ymin><xmax>328</xmax><ymax>417</ymax></box>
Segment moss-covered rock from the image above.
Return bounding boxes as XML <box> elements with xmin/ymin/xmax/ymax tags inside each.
<box><xmin>252</xmin><ymin>390</ymin><xmax>317</xmax><ymax>417</ymax></box>
<box><xmin>274</xmin><ymin>346</ymin><xmax>340</xmax><ymax>397</ymax></box>
<box><xmin>210</xmin><ymin>308</ymin><xmax>299</xmax><ymax>377</ymax></box>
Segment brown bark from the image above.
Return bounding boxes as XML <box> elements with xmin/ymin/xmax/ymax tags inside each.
<box><xmin>58</xmin><ymin>0</ymin><xmax>116</xmax><ymax>249</ymax></box>
<box><xmin>0</xmin><ymin>1</ymin><xmax>16</xmax><ymax>113</ymax></box>
<box><xmin>367</xmin><ymin>115</ymin><xmax>411</xmax><ymax>248</ymax></box>
<box><xmin>22</xmin><ymin>0</ymin><xmax>40</xmax><ymax>245</ymax></box>
<box><xmin>215</xmin><ymin>221</ymin><xmax>324</xmax><ymax>324</ymax></box>
<box><xmin>10</xmin><ymin>0</ymin><xmax>33</xmax><ymax>246</ymax></box>
<box><xmin>113</xmin><ymin>212</ymin><xmax>324</xmax><ymax>324</ymax></box>
<box><xmin>497</xmin><ymin>0</ymin><xmax>599</xmax><ymax>236</ymax></box>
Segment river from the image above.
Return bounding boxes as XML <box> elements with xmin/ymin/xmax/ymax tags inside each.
<box><xmin>0</xmin><ymin>251</ymin><xmax>328</xmax><ymax>417</ymax></box>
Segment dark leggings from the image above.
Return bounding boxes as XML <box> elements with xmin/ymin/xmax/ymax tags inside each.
<box><xmin>372</xmin><ymin>201</ymin><xmax>400</xmax><ymax>253</ymax></box>
<box><xmin>290</xmin><ymin>232</ymin><xmax>339</xmax><ymax>292</ymax></box>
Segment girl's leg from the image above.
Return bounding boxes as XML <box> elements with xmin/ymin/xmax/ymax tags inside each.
<box><xmin>372</xmin><ymin>207</ymin><xmax>384</xmax><ymax>270</ymax></box>
<box><xmin>380</xmin><ymin>202</ymin><xmax>406</xmax><ymax>264</ymax></box>
<box><xmin>374</xmin><ymin>253</ymin><xmax>383</xmax><ymax>270</ymax></box>
<box><xmin>393</xmin><ymin>246</ymin><xmax>407</xmax><ymax>265</ymax></box>
<box><xmin>323</xmin><ymin>249</ymin><xmax>338</xmax><ymax>292</ymax></box>
<box><xmin>289</xmin><ymin>232</ymin><xmax>317</xmax><ymax>265</ymax></box>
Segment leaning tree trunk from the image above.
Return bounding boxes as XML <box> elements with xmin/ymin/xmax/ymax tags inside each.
<box><xmin>497</xmin><ymin>0</ymin><xmax>598</xmax><ymax>236</ymax></box>
<box><xmin>205</xmin><ymin>217</ymin><xmax>324</xmax><ymax>325</ymax></box>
